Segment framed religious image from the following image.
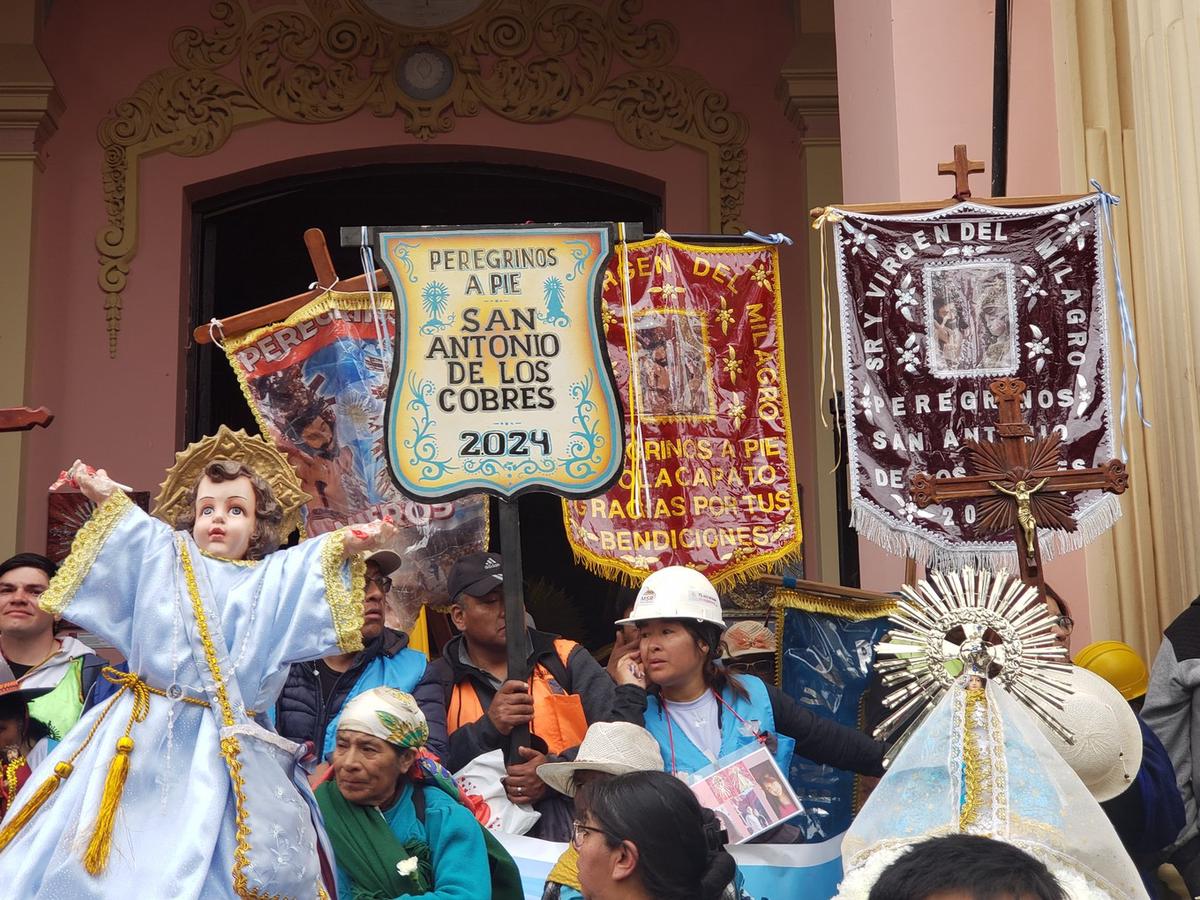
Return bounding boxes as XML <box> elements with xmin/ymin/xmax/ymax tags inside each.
<box><xmin>923</xmin><ymin>259</ymin><xmax>1018</xmax><ymax>378</ymax></box>
<box><xmin>687</xmin><ymin>744</ymin><xmax>801</xmax><ymax>843</ymax></box>
<box><xmin>633</xmin><ymin>309</ymin><xmax>716</xmax><ymax>422</ymax></box>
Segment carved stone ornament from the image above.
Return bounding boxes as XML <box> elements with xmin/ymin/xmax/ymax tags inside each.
<box><xmin>95</xmin><ymin>0</ymin><xmax>750</xmax><ymax>356</ymax></box>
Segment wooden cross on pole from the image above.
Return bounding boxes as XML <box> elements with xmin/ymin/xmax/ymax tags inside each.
<box><xmin>938</xmin><ymin>144</ymin><xmax>985</xmax><ymax>200</ymax></box>
<box><xmin>909</xmin><ymin>378</ymin><xmax>1127</xmax><ymax>595</ymax></box>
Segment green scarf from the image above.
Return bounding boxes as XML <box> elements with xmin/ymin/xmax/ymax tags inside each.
<box><xmin>315</xmin><ymin>781</ymin><xmax>433</xmax><ymax>899</ymax></box>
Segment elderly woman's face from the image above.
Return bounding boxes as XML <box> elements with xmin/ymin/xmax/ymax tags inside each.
<box><xmin>332</xmin><ymin>731</ymin><xmax>412</xmax><ymax>808</ymax></box>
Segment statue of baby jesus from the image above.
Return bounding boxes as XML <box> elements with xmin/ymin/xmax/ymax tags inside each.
<box><xmin>0</xmin><ymin>427</ymin><xmax>395</xmax><ymax>899</ymax></box>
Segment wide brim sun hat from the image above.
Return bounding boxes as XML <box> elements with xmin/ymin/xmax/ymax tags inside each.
<box><xmin>536</xmin><ymin>722</ymin><xmax>664</xmax><ymax>797</ymax></box>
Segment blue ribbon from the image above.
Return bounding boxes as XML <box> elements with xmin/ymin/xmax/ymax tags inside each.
<box><xmin>742</xmin><ymin>230</ymin><xmax>794</xmax><ymax>245</ymax></box>
<box><xmin>1090</xmin><ymin>179</ymin><xmax>1150</xmax><ymax>462</ymax></box>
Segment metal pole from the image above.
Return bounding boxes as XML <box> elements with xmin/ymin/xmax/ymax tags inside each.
<box><xmin>990</xmin><ymin>0</ymin><xmax>1011</xmax><ymax>197</ymax></box>
<box><xmin>498</xmin><ymin>497</ymin><xmax>531</xmax><ymax>761</ymax></box>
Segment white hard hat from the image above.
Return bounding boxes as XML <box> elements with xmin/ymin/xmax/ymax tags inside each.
<box><xmin>615</xmin><ymin>566</ymin><xmax>725</xmax><ymax>629</ymax></box>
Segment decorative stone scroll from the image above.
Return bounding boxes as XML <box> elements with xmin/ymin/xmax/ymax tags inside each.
<box><xmin>95</xmin><ymin>0</ymin><xmax>750</xmax><ymax>356</ymax></box>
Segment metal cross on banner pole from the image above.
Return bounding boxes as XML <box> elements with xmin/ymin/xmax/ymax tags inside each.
<box><xmin>353</xmin><ymin>222</ymin><xmax>628</xmax><ymax>760</ymax></box>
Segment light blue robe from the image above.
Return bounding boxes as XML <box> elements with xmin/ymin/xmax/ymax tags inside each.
<box><xmin>0</xmin><ymin>492</ymin><xmax>364</xmax><ymax>898</ymax></box>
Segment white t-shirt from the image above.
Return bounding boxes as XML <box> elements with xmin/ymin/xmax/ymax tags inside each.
<box><xmin>663</xmin><ymin>690</ymin><xmax>721</xmax><ymax>764</ymax></box>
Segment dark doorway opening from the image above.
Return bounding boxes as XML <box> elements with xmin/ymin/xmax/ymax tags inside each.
<box><xmin>188</xmin><ymin>160</ymin><xmax>662</xmax><ymax>651</ymax></box>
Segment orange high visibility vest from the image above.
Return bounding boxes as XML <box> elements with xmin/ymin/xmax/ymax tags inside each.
<box><xmin>447</xmin><ymin>639</ymin><xmax>589</xmax><ymax>755</ymax></box>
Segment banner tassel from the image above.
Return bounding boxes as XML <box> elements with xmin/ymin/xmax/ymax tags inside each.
<box><xmin>812</xmin><ymin>208</ymin><xmax>845</xmax><ymax>472</ymax></box>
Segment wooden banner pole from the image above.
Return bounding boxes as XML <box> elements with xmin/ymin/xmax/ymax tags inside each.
<box><xmin>498</xmin><ymin>497</ymin><xmax>532</xmax><ymax>762</ymax></box>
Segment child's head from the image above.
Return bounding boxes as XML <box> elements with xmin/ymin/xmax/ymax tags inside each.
<box><xmin>175</xmin><ymin>459</ymin><xmax>283</xmax><ymax>560</ymax></box>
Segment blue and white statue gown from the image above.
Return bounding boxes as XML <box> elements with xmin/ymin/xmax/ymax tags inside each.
<box><xmin>0</xmin><ymin>491</ymin><xmax>366</xmax><ymax>899</ymax></box>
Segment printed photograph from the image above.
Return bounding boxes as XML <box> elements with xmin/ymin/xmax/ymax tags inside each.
<box><xmin>924</xmin><ymin>261</ymin><xmax>1017</xmax><ymax>377</ymax></box>
<box><xmin>633</xmin><ymin>310</ymin><xmax>715</xmax><ymax>420</ymax></box>
<box><xmin>687</xmin><ymin>745</ymin><xmax>802</xmax><ymax>843</ymax></box>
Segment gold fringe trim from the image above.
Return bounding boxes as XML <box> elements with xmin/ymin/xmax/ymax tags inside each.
<box><xmin>39</xmin><ymin>491</ymin><xmax>132</xmax><ymax>615</ymax></box>
<box><xmin>2</xmin><ymin>756</ymin><xmax>22</xmax><ymax>803</ymax></box>
<box><xmin>221</xmin><ymin>291</ymin><xmax>397</xmax><ymax>547</ymax></box>
<box><xmin>223</xmin><ymin>291</ymin><xmax>395</xmax><ymax>353</ymax></box>
<box><xmin>959</xmin><ymin>686</ymin><xmax>988</xmax><ymax>832</ymax></box>
<box><xmin>562</xmin><ymin>510</ymin><xmax>803</xmax><ymax>591</ymax></box>
<box><xmin>772</xmin><ymin>589</ymin><xmax>899</xmax><ymax>621</ymax></box>
<box><xmin>559</xmin><ymin>239</ymin><xmax>804</xmax><ymax>591</ymax></box>
<box><xmin>774</xmin><ymin>590</ymin><xmax>897</xmax><ymax>688</ymax></box>
<box><xmin>180</xmin><ymin>541</ymin><xmax>290</xmax><ymax>899</ymax></box>
<box><xmin>199</xmin><ymin>548</ymin><xmax>260</xmax><ymax>567</ymax></box>
<box><xmin>324</xmin><ymin>532</ymin><xmax>365</xmax><ymax>654</ymax></box>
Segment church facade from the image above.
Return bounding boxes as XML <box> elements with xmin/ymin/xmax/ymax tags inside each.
<box><xmin>2</xmin><ymin>0</ymin><xmax>1196</xmax><ymax>656</ymax></box>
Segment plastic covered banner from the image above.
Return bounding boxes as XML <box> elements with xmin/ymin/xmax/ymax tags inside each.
<box><xmin>563</xmin><ymin>236</ymin><xmax>803</xmax><ymax>588</ymax></box>
<box><xmin>775</xmin><ymin>590</ymin><xmax>895</xmax><ymax>842</ymax></box>
<box><xmin>826</xmin><ymin>195</ymin><xmax>1123</xmax><ymax>567</ymax></box>
<box><xmin>224</xmin><ymin>291</ymin><xmax>488</xmax><ymax>610</ymax></box>
<box><xmin>378</xmin><ymin>225</ymin><xmax>623</xmax><ymax>502</ymax></box>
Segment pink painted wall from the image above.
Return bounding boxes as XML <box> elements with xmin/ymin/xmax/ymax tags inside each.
<box><xmin>834</xmin><ymin>0</ymin><xmax>1094</xmax><ymax>643</ymax></box>
<box><xmin>22</xmin><ymin>2</ymin><xmax>823</xmax><ymax>572</ymax></box>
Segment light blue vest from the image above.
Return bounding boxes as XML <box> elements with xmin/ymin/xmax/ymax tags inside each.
<box><xmin>321</xmin><ymin>647</ymin><xmax>427</xmax><ymax>759</ymax></box>
<box><xmin>643</xmin><ymin>675</ymin><xmax>795</xmax><ymax>776</ymax></box>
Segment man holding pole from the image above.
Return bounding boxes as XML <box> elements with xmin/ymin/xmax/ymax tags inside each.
<box><xmin>414</xmin><ymin>552</ymin><xmax>641</xmax><ymax>841</ymax></box>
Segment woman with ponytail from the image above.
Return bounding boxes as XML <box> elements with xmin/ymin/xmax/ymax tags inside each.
<box><xmin>613</xmin><ymin>567</ymin><xmax>885</xmax><ymax>795</ymax></box>
<box><xmin>575</xmin><ymin>770</ymin><xmax>736</xmax><ymax>900</ymax></box>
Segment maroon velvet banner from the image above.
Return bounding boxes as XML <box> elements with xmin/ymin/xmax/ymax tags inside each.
<box><xmin>828</xmin><ymin>195</ymin><xmax>1120</xmax><ymax>567</ymax></box>
<box><xmin>563</xmin><ymin>236</ymin><xmax>803</xmax><ymax>587</ymax></box>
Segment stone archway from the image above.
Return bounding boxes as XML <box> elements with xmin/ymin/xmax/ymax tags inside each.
<box><xmin>96</xmin><ymin>0</ymin><xmax>750</xmax><ymax>356</ymax></box>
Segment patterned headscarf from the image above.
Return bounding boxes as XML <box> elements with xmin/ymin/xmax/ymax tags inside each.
<box><xmin>337</xmin><ymin>687</ymin><xmax>428</xmax><ymax>749</ymax></box>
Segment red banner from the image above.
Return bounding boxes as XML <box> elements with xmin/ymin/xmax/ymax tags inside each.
<box><xmin>563</xmin><ymin>237</ymin><xmax>802</xmax><ymax>587</ymax></box>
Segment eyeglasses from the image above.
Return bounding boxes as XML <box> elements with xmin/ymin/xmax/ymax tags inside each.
<box><xmin>1053</xmin><ymin>615</ymin><xmax>1074</xmax><ymax>633</ymax></box>
<box><xmin>571</xmin><ymin>820</ymin><xmax>615</xmax><ymax>849</ymax></box>
<box><xmin>365</xmin><ymin>574</ymin><xmax>393</xmax><ymax>593</ymax></box>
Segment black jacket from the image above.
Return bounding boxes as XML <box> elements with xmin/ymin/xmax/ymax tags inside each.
<box><xmin>413</xmin><ymin>628</ymin><xmax>644</xmax><ymax>771</ymax></box>
<box><xmin>274</xmin><ymin>628</ymin><xmax>412</xmax><ymax>750</ymax></box>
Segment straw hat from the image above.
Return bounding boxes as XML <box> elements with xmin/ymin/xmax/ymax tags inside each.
<box><xmin>722</xmin><ymin>620</ymin><xmax>776</xmax><ymax>658</ymax></box>
<box><xmin>536</xmin><ymin>722</ymin><xmax>664</xmax><ymax>797</ymax></box>
<box><xmin>1034</xmin><ymin>664</ymin><xmax>1143</xmax><ymax>803</ymax></box>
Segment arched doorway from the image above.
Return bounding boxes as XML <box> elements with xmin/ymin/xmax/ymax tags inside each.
<box><xmin>186</xmin><ymin>157</ymin><xmax>662</xmax><ymax>649</ymax></box>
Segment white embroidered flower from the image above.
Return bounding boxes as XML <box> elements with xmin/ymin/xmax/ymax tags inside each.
<box><xmin>1025</xmin><ymin>324</ymin><xmax>1050</xmax><ymax>372</ymax></box>
<box><xmin>857</xmin><ymin>383</ymin><xmax>875</xmax><ymax>425</ymax></box>
<box><xmin>890</xmin><ymin>493</ymin><xmax>933</xmax><ymax>524</ymax></box>
<box><xmin>896</xmin><ymin>334</ymin><xmax>922</xmax><ymax>374</ymax></box>
<box><xmin>841</xmin><ymin>221</ymin><xmax>879</xmax><ymax>257</ymax></box>
<box><xmin>893</xmin><ymin>273</ymin><xmax>919</xmax><ymax>322</ymax></box>
<box><xmin>1054</xmin><ymin>211</ymin><xmax>1092</xmax><ymax>250</ymax></box>
<box><xmin>1020</xmin><ymin>265</ymin><xmax>1047</xmax><ymax>309</ymax></box>
<box><xmin>397</xmin><ymin>857</ymin><xmax>419</xmax><ymax>877</ymax></box>
<box><xmin>1075</xmin><ymin>387</ymin><xmax>1093</xmax><ymax>417</ymax></box>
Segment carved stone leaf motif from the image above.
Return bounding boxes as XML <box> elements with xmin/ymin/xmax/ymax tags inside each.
<box><xmin>95</xmin><ymin>0</ymin><xmax>749</xmax><ymax>356</ymax></box>
<box><xmin>965</xmin><ymin>435</ymin><xmax>1079</xmax><ymax>534</ymax></box>
<box><xmin>466</xmin><ymin>5</ymin><xmax>612</xmax><ymax>122</ymax></box>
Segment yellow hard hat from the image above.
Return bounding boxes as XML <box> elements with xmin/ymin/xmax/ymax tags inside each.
<box><xmin>1074</xmin><ymin>640</ymin><xmax>1149</xmax><ymax>701</ymax></box>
